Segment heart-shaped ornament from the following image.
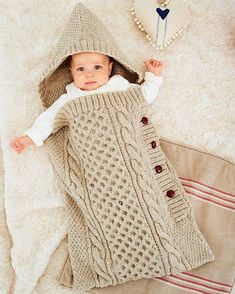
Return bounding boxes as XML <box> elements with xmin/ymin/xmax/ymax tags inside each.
<box><xmin>131</xmin><ymin>0</ymin><xmax>191</xmax><ymax>50</ymax></box>
<box><xmin>156</xmin><ymin>8</ymin><xmax>170</xmax><ymax>20</ymax></box>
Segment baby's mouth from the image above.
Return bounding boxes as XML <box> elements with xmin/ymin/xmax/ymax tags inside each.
<box><xmin>85</xmin><ymin>81</ymin><xmax>97</xmax><ymax>85</ymax></box>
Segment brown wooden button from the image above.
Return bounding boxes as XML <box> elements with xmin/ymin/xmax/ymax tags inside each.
<box><xmin>151</xmin><ymin>141</ymin><xmax>157</xmax><ymax>149</ymax></box>
<box><xmin>154</xmin><ymin>165</ymin><xmax>163</xmax><ymax>173</ymax></box>
<box><xmin>166</xmin><ymin>190</ymin><xmax>175</xmax><ymax>198</ymax></box>
<box><xmin>141</xmin><ymin>116</ymin><xmax>148</xmax><ymax>124</ymax></box>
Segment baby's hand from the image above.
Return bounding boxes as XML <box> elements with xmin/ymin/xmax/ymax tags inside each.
<box><xmin>10</xmin><ymin>135</ymin><xmax>35</xmax><ymax>154</ymax></box>
<box><xmin>144</xmin><ymin>58</ymin><xmax>165</xmax><ymax>76</ymax></box>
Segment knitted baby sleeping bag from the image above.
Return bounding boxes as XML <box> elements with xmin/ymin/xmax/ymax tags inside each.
<box><xmin>38</xmin><ymin>3</ymin><xmax>215</xmax><ymax>291</ymax></box>
<box><xmin>49</xmin><ymin>86</ymin><xmax>214</xmax><ymax>290</ymax></box>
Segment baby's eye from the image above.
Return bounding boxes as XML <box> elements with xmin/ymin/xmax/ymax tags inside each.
<box><xmin>76</xmin><ymin>67</ymin><xmax>84</xmax><ymax>72</ymax></box>
<box><xmin>95</xmin><ymin>65</ymin><xmax>102</xmax><ymax>70</ymax></box>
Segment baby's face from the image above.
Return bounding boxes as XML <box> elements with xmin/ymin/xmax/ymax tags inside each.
<box><xmin>70</xmin><ymin>52</ymin><xmax>113</xmax><ymax>91</ymax></box>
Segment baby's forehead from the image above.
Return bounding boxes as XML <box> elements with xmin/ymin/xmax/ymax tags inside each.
<box><xmin>71</xmin><ymin>52</ymin><xmax>110</xmax><ymax>65</ymax></box>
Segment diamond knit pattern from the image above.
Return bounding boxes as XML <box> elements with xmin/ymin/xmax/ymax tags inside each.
<box><xmin>70</xmin><ymin>107</ymin><xmax>164</xmax><ymax>282</ymax></box>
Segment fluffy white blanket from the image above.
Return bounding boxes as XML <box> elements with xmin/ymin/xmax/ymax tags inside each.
<box><xmin>0</xmin><ymin>0</ymin><xmax>234</xmax><ymax>293</ymax></box>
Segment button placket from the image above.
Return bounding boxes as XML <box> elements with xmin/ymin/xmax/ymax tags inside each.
<box><xmin>141</xmin><ymin>115</ymin><xmax>163</xmax><ymax>174</ymax></box>
<box><xmin>140</xmin><ymin>111</ymin><xmax>185</xmax><ymax>221</ymax></box>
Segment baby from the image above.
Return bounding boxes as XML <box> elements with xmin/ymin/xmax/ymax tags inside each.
<box><xmin>10</xmin><ymin>53</ymin><xmax>164</xmax><ymax>153</ymax></box>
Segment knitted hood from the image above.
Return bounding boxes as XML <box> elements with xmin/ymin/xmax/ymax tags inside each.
<box><xmin>39</xmin><ymin>3</ymin><xmax>142</xmax><ymax>109</ymax></box>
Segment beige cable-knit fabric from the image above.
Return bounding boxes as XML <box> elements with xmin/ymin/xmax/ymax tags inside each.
<box><xmin>47</xmin><ymin>86</ymin><xmax>215</xmax><ymax>291</ymax></box>
<box><xmin>38</xmin><ymin>2</ymin><xmax>215</xmax><ymax>291</ymax></box>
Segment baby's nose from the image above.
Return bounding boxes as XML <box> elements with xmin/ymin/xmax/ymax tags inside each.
<box><xmin>86</xmin><ymin>71</ymin><xmax>95</xmax><ymax>77</ymax></box>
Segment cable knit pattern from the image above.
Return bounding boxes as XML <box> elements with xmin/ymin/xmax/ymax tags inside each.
<box><xmin>44</xmin><ymin>86</ymin><xmax>215</xmax><ymax>291</ymax></box>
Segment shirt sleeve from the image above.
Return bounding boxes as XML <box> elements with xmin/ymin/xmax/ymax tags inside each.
<box><xmin>140</xmin><ymin>72</ymin><xmax>163</xmax><ymax>104</ymax></box>
<box><xmin>23</xmin><ymin>94</ymin><xmax>69</xmax><ymax>146</ymax></box>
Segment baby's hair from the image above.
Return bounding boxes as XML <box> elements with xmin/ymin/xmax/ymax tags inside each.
<box><xmin>109</xmin><ymin>56</ymin><xmax>114</xmax><ymax>63</ymax></box>
<box><xmin>68</xmin><ymin>55</ymin><xmax>72</xmax><ymax>68</ymax></box>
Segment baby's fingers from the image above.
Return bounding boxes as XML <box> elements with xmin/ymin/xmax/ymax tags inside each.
<box><xmin>16</xmin><ymin>145</ymin><xmax>24</xmax><ymax>153</ymax></box>
<box><xmin>153</xmin><ymin>60</ymin><xmax>158</xmax><ymax>67</ymax></box>
<box><xmin>10</xmin><ymin>140</ymin><xmax>22</xmax><ymax>153</ymax></box>
<box><xmin>10</xmin><ymin>140</ymin><xmax>17</xmax><ymax>149</ymax></box>
<box><xmin>11</xmin><ymin>139</ymin><xmax>19</xmax><ymax>148</ymax></box>
<box><xmin>144</xmin><ymin>60</ymin><xmax>151</xmax><ymax>66</ymax></box>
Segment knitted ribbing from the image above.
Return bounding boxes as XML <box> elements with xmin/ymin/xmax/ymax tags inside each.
<box><xmin>45</xmin><ymin>86</ymin><xmax>215</xmax><ymax>291</ymax></box>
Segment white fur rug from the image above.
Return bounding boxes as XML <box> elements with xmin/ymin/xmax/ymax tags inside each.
<box><xmin>0</xmin><ymin>0</ymin><xmax>234</xmax><ymax>293</ymax></box>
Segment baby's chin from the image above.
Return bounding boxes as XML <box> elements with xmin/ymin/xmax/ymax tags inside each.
<box><xmin>80</xmin><ymin>81</ymin><xmax>105</xmax><ymax>91</ymax></box>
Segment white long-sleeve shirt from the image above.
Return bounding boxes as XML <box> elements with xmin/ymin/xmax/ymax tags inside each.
<box><xmin>24</xmin><ymin>72</ymin><xmax>163</xmax><ymax>146</ymax></box>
